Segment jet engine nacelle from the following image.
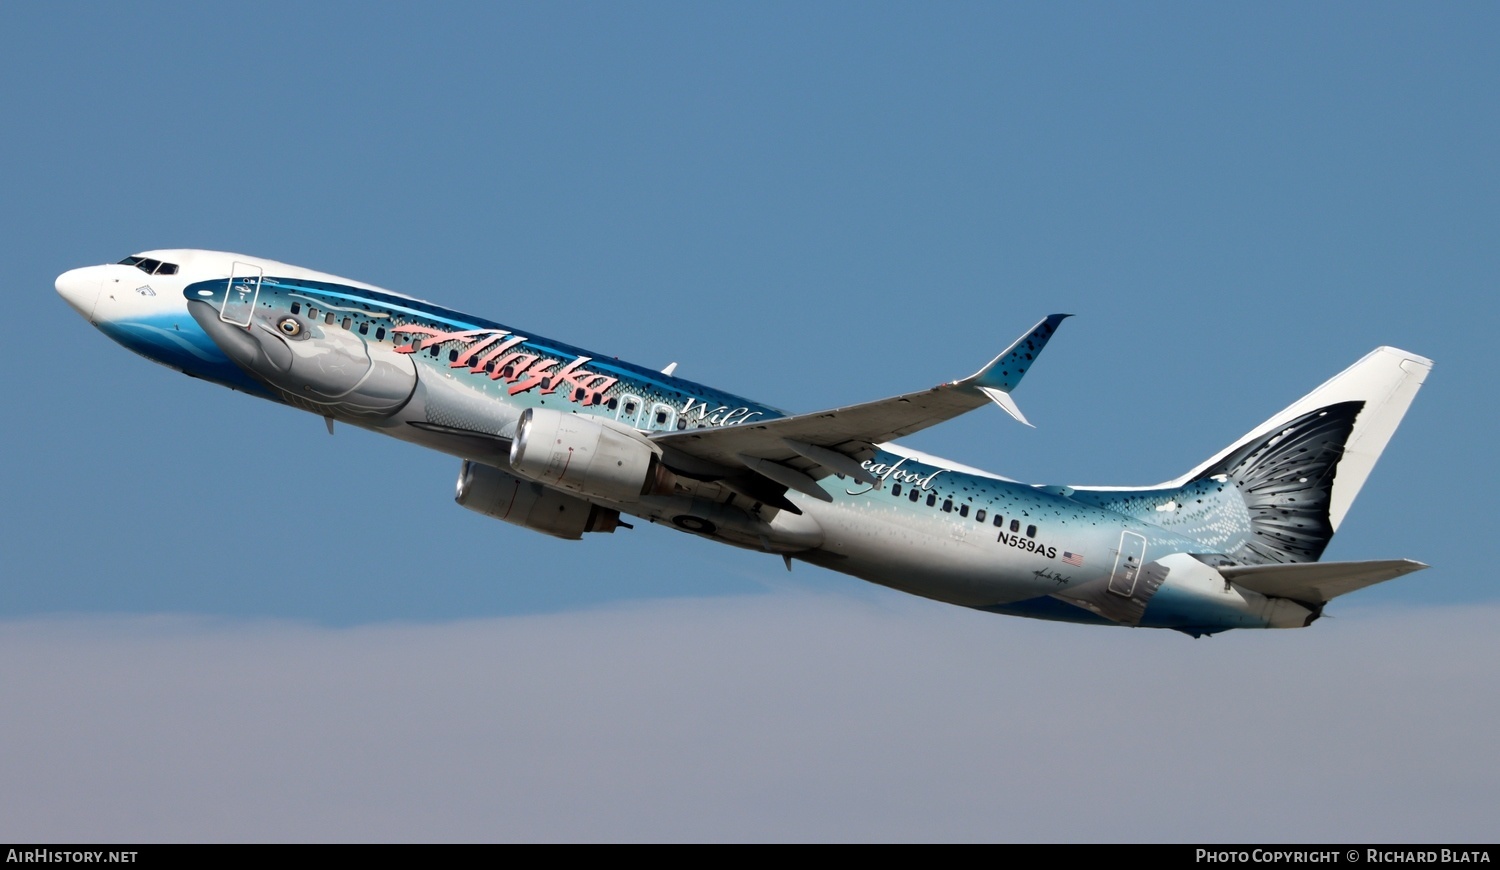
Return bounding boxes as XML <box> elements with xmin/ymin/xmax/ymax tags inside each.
<box><xmin>455</xmin><ymin>460</ymin><xmax>621</xmax><ymax>540</ymax></box>
<box><xmin>509</xmin><ymin>407</ymin><xmax>675</xmax><ymax>503</ymax></box>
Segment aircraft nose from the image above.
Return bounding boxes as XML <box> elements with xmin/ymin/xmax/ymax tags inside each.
<box><xmin>56</xmin><ymin>267</ymin><xmax>103</xmax><ymax>321</ymax></box>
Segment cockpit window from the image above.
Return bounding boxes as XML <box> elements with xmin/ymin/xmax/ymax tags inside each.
<box><xmin>117</xmin><ymin>256</ymin><xmax>178</xmax><ymax>276</ymax></box>
<box><xmin>118</xmin><ymin>256</ymin><xmax>161</xmax><ymax>273</ymax></box>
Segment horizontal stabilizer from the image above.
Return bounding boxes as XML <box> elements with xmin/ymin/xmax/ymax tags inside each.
<box><xmin>1222</xmin><ymin>559</ymin><xmax>1428</xmax><ymax>605</ymax></box>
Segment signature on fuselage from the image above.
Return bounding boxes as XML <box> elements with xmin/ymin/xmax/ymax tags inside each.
<box><xmin>1032</xmin><ymin>568</ymin><xmax>1071</xmax><ymax>586</ymax></box>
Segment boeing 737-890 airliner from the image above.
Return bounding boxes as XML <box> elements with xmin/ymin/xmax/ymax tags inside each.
<box><xmin>56</xmin><ymin>250</ymin><xmax>1431</xmax><ymax>635</ymax></box>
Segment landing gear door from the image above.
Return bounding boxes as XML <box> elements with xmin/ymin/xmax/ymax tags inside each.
<box><xmin>220</xmin><ymin>261</ymin><xmax>263</xmax><ymax>327</ymax></box>
<box><xmin>1107</xmin><ymin>531</ymin><xmax>1147</xmax><ymax>597</ymax></box>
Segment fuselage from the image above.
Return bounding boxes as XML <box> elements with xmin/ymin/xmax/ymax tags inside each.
<box><xmin>56</xmin><ymin>249</ymin><xmax>1324</xmax><ymax>635</ymax></box>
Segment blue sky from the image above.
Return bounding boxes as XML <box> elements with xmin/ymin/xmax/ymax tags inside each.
<box><xmin>2</xmin><ymin>2</ymin><xmax>1496</xmax><ymax>841</ymax></box>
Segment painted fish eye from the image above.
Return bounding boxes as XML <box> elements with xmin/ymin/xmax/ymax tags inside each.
<box><xmin>276</xmin><ymin>317</ymin><xmax>303</xmax><ymax>337</ymax></box>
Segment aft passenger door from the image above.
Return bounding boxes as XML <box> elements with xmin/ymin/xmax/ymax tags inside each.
<box><xmin>1107</xmin><ymin>531</ymin><xmax>1148</xmax><ymax>597</ymax></box>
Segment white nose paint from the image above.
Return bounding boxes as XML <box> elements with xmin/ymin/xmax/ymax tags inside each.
<box><xmin>55</xmin><ymin>267</ymin><xmax>103</xmax><ymax>321</ymax></box>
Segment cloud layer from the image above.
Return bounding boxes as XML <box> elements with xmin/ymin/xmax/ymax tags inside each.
<box><xmin>2</xmin><ymin>593</ymin><xmax>1495</xmax><ymax>842</ymax></box>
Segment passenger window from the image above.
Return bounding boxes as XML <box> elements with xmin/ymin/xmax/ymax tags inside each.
<box><xmin>358</xmin><ymin>322</ymin><xmax>369</xmax><ymax>335</ymax></box>
<box><xmin>291</xmin><ymin>303</ymin><xmax>301</xmax><ymax>315</ymax></box>
<box><xmin>342</xmin><ymin>317</ymin><xmax>352</xmax><ymax>330</ymax></box>
<box><xmin>959</xmin><ymin>504</ymin><xmax>969</xmax><ymax>517</ymax></box>
<box><xmin>926</xmin><ymin>493</ymin><xmax>936</xmax><ymax>507</ymax></box>
<box><xmin>625</xmin><ymin>402</ymin><xmax>637</xmax><ymax>415</ymax></box>
<box><xmin>891</xmin><ymin>484</ymin><xmax>902</xmax><ymax>497</ymax></box>
<box><xmin>975</xmin><ymin>509</ymin><xmax>986</xmax><ymax>523</ymax></box>
<box><xmin>1010</xmin><ymin>519</ymin><xmax>1020</xmax><ymax>533</ymax></box>
<box><xmin>1027</xmin><ymin>525</ymin><xmax>1037</xmax><ymax>538</ymax></box>
<box><xmin>909</xmin><ymin>489</ymin><xmax>919</xmax><ymax>502</ymax></box>
<box><xmin>325</xmin><ymin>312</ymin><xmax>335</xmax><ymax>325</ymax></box>
<box><xmin>449</xmin><ymin>349</ymin><xmax>459</xmax><ymax>362</ymax></box>
<box><xmin>942</xmin><ymin>499</ymin><xmax>953</xmax><ymax>513</ymax></box>
<box><xmin>607</xmin><ymin>398</ymin><xmax>619</xmax><ymax>410</ymax></box>
<box><xmin>375</xmin><ymin>327</ymin><xmax>386</xmax><ymax>341</ymax></box>
<box><xmin>655</xmin><ymin>411</ymin><xmax>667</xmax><ymax>425</ymax></box>
<box><xmin>993</xmin><ymin>515</ymin><xmax>1003</xmax><ymax>527</ymax></box>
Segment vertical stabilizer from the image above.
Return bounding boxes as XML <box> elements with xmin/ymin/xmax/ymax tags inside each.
<box><xmin>1166</xmin><ymin>347</ymin><xmax>1432</xmax><ymax>533</ymax></box>
<box><xmin>1071</xmin><ymin>347</ymin><xmax>1431</xmax><ymax>565</ymax></box>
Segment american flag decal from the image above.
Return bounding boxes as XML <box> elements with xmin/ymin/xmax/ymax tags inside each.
<box><xmin>1062</xmin><ymin>552</ymin><xmax>1084</xmax><ymax>567</ymax></box>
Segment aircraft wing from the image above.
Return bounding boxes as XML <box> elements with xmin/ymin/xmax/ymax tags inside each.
<box><xmin>652</xmin><ymin>315</ymin><xmax>1068</xmax><ymax>502</ymax></box>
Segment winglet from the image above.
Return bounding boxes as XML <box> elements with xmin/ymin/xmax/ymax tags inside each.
<box><xmin>978</xmin><ymin>386</ymin><xmax>1032</xmax><ymax>427</ymax></box>
<box><xmin>961</xmin><ymin>314</ymin><xmax>1070</xmax><ymax>424</ymax></box>
<box><xmin>967</xmin><ymin>314</ymin><xmax>1070</xmax><ymax>392</ymax></box>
